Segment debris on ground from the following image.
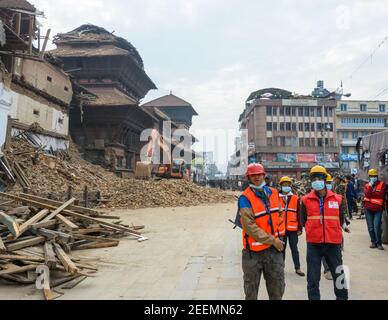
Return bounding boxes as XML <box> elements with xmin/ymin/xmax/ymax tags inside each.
<box><xmin>0</xmin><ymin>192</ymin><xmax>146</xmax><ymax>300</ymax></box>
<box><xmin>1</xmin><ymin>136</ymin><xmax>236</xmax><ymax>209</ymax></box>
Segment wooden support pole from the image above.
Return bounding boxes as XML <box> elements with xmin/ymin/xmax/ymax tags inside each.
<box><xmin>20</xmin><ymin>193</ymin><xmax>104</xmax><ymax>217</ymax></box>
<box><xmin>83</xmin><ymin>185</ymin><xmax>89</xmax><ymax>208</ymax></box>
<box><xmin>43</xmin><ymin>242</ymin><xmax>56</xmax><ymax>269</ymax></box>
<box><xmin>42</xmin><ymin>198</ymin><xmax>76</xmax><ymax>222</ymax></box>
<box><xmin>6</xmin><ymin>236</ymin><xmax>45</xmax><ymax>252</ymax></box>
<box><xmin>18</xmin><ymin>209</ymin><xmax>49</xmax><ymax>235</ymax></box>
<box><xmin>28</xmin><ymin>16</ymin><xmax>34</xmax><ymax>54</ymax></box>
<box><xmin>40</xmin><ymin>29</ymin><xmax>51</xmax><ymax>59</ymax></box>
<box><xmin>53</xmin><ymin>243</ymin><xmax>79</xmax><ymax>275</ymax></box>
<box><xmin>15</xmin><ymin>13</ymin><xmax>21</xmax><ymax>36</ymax></box>
<box><xmin>56</xmin><ymin>214</ymin><xmax>79</xmax><ymax>231</ymax></box>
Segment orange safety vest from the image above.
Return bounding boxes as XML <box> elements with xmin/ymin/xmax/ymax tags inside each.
<box><xmin>279</xmin><ymin>194</ymin><xmax>299</xmax><ymax>234</ymax></box>
<box><xmin>241</xmin><ymin>187</ymin><xmax>282</xmax><ymax>252</ymax></box>
<box><xmin>302</xmin><ymin>190</ymin><xmax>343</xmax><ymax>244</ymax></box>
<box><xmin>364</xmin><ymin>181</ymin><xmax>385</xmax><ymax>206</ymax></box>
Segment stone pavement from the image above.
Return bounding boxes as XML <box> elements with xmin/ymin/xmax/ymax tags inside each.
<box><xmin>0</xmin><ymin>203</ymin><xmax>387</xmax><ymax>300</ymax></box>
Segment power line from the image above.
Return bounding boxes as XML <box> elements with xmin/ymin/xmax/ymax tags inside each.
<box><xmin>346</xmin><ymin>34</ymin><xmax>388</xmax><ymax>82</ymax></box>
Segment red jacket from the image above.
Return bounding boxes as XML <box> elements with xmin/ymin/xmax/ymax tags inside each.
<box><xmin>302</xmin><ymin>190</ymin><xmax>343</xmax><ymax>244</ymax></box>
<box><xmin>364</xmin><ymin>180</ymin><xmax>386</xmax><ymax>212</ymax></box>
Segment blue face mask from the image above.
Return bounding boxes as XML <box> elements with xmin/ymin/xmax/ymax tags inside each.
<box><xmin>370</xmin><ymin>177</ymin><xmax>378</xmax><ymax>184</ymax></box>
<box><xmin>282</xmin><ymin>186</ymin><xmax>292</xmax><ymax>193</ymax></box>
<box><xmin>312</xmin><ymin>180</ymin><xmax>325</xmax><ymax>191</ymax></box>
<box><xmin>326</xmin><ymin>184</ymin><xmax>333</xmax><ymax>190</ymax></box>
<box><xmin>250</xmin><ymin>182</ymin><xmax>266</xmax><ymax>190</ymax></box>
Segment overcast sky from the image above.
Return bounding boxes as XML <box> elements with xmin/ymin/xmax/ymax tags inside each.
<box><xmin>30</xmin><ymin>0</ymin><xmax>388</xmax><ymax>171</ymax></box>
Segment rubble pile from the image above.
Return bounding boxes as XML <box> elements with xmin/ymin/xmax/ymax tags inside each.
<box><xmin>2</xmin><ymin>138</ymin><xmax>236</xmax><ymax>209</ymax></box>
<box><xmin>0</xmin><ymin>193</ymin><xmax>146</xmax><ymax>300</ymax></box>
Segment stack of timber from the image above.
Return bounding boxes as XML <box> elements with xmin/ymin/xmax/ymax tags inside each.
<box><xmin>0</xmin><ymin>192</ymin><xmax>146</xmax><ymax>300</ymax></box>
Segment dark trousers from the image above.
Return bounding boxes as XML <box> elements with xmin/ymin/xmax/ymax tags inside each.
<box><xmin>322</xmin><ymin>257</ymin><xmax>330</xmax><ymax>273</ymax></box>
<box><xmin>365</xmin><ymin>209</ymin><xmax>383</xmax><ymax>246</ymax></box>
<box><xmin>347</xmin><ymin>198</ymin><xmax>354</xmax><ymax>219</ymax></box>
<box><xmin>282</xmin><ymin>231</ymin><xmax>301</xmax><ymax>270</ymax></box>
<box><xmin>242</xmin><ymin>247</ymin><xmax>285</xmax><ymax>300</ymax></box>
<box><xmin>307</xmin><ymin>243</ymin><xmax>349</xmax><ymax>300</ymax></box>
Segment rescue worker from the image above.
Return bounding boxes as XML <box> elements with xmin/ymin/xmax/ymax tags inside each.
<box><xmin>238</xmin><ymin>163</ymin><xmax>285</xmax><ymax>300</ymax></box>
<box><xmin>364</xmin><ymin>169</ymin><xmax>386</xmax><ymax>250</ymax></box>
<box><xmin>322</xmin><ymin>174</ymin><xmax>333</xmax><ymax>280</ymax></box>
<box><xmin>279</xmin><ymin>176</ymin><xmax>305</xmax><ymax>277</ymax></box>
<box><xmin>333</xmin><ymin>174</ymin><xmax>349</xmax><ymax>217</ymax></box>
<box><xmin>301</xmin><ymin>165</ymin><xmax>350</xmax><ymax>300</ymax></box>
<box><xmin>326</xmin><ymin>174</ymin><xmax>333</xmax><ymax>191</ymax></box>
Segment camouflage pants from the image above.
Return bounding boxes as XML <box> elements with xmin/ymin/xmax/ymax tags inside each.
<box><xmin>242</xmin><ymin>247</ymin><xmax>285</xmax><ymax>300</ymax></box>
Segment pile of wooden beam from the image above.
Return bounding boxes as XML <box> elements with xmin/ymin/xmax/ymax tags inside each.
<box><xmin>0</xmin><ymin>192</ymin><xmax>147</xmax><ymax>300</ymax></box>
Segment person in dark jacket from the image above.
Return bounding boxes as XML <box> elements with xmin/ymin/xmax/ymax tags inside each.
<box><xmin>363</xmin><ymin>169</ymin><xmax>386</xmax><ymax>250</ymax></box>
<box><xmin>345</xmin><ymin>175</ymin><xmax>357</xmax><ymax>220</ymax></box>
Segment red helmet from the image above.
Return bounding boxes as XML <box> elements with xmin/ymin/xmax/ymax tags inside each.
<box><xmin>246</xmin><ymin>163</ymin><xmax>266</xmax><ymax>177</ymax></box>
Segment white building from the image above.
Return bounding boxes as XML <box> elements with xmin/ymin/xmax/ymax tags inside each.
<box><xmin>336</xmin><ymin>100</ymin><xmax>388</xmax><ymax>171</ymax></box>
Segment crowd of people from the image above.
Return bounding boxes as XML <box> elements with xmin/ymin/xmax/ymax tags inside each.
<box><xmin>236</xmin><ymin>163</ymin><xmax>386</xmax><ymax>300</ymax></box>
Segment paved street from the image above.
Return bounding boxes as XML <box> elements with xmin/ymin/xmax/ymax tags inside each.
<box><xmin>1</xmin><ymin>203</ymin><xmax>387</xmax><ymax>300</ymax></box>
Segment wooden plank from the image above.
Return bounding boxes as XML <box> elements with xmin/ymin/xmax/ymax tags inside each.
<box><xmin>0</xmin><ymin>212</ymin><xmax>20</xmax><ymax>237</ymax></box>
<box><xmin>6</xmin><ymin>236</ymin><xmax>45</xmax><ymax>252</ymax></box>
<box><xmin>31</xmin><ymin>220</ymin><xmax>57</xmax><ymax>230</ymax></box>
<box><xmin>73</xmin><ymin>241</ymin><xmax>120</xmax><ymax>251</ymax></box>
<box><xmin>43</xmin><ymin>289</ymin><xmax>62</xmax><ymax>301</ymax></box>
<box><xmin>18</xmin><ymin>209</ymin><xmax>49</xmax><ymax>235</ymax></box>
<box><xmin>0</xmin><ymin>254</ymin><xmax>44</xmax><ymax>262</ymax></box>
<box><xmin>62</xmin><ymin>276</ymin><xmax>87</xmax><ymax>290</ymax></box>
<box><xmin>32</xmin><ymin>228</ymin><xmax>72</xmax><ymax>244</ymax></box>
<box><xmin>73</xmin><ymin>234</ymin><xmax>120</xmax><ymax>243</ymax></box>
<box><xmin>20</xmin><ymin>193</ymin><xmax>104</xmax><ymax>216</ymax></box>
<box><xmin>53</xmin><ymin>243</ymin><xmax>79</xmax><ymax>275</ymax></box>
<box><xmin>42</xmin><ymin>198</ymin><xmax>76</xmax><ymax>222</ymax></box>
<box><xmin>0</xmin><ymin>264</ymin><xmax>37</xmax><ymax>275</ymax></box>
<box><xmin>76</xmin><ymin>228</ymin><xmax>106</xmax><ymax>235</ymax></box>
<box><xmin>51</xmin><ymin>275</ymin><xmax>80</xmax><ymax>288</ymax></box>
<box><xmin>56</xmin><ymin>214</ymin><xmax>79</xmax><ymax>231</ymax></box>
<box><xmin>43</xmin><ymin>242</ymin><xmax>56</xmax><ymax>269</ymax></box>
<box><xmin>0</xmin><ymin>194</ymin><xmax>143</xmax><ymax>238</ymax></box>
<box><xmin>1</xmin><ymin>274</ymin><xmax>35</xmax><ymax>284</ymax></box>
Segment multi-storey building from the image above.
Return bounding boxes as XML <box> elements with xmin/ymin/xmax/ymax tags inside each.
<box><xmin>51</xmin><ymin>24</ymin><xmax>157</xmax><ymax>173</ymax></box>
<box><xmin>336</xmin><ymin>100</ymin><xmax>388</xmax><ymax>172</ymax></box>
<box><xmin>240</xmin><ymin>86</ymin><xmax>340</xmax><ymax>181</ymax></box>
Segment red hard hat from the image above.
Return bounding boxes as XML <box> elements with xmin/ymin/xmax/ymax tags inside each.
<box><xmin>246</xmin><ymin>163</ymin><xmax>266</xmax><ymax>177</ymax></box>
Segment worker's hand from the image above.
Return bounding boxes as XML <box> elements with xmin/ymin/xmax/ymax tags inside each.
<box><xmin>297</xmin><ymin>230</ymin><xmax>303</xmax><ymax>236</ymax></box>
<box><xmin>273</xmin><ymin>238</ymin><xmax>285</xmax><ymax>252</ymax></box>
<box><xmin>344</xmin><ymin>227</ymin><xmax>351</xmax><ymax>234</ymax></box>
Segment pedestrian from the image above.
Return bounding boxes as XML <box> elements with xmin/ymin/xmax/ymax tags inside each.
<box><xmin>265</xmin><ymin>174</ymin><xmax>273</xmax><ymax>187</ymax></box>
<box><xmin>363</xmin><ymin>169</ymin><xmax>386</xmax><ymax>250</ymax></box>
<box><xmin>301</xmin><ymin>165</ymin><xmax>350</xmax><ymax>300</ymax></box>
<box><xmin>345</xmin><ymin>175</ymin><xmax>357</xmax><ymax>220</ymax></box>
<box><xmin>278</xmin><ymin>176</ymin><xmax>305</xmax><ymax>277</ymax></box>
<box><xmin>238</xmin><ymin>163</ymin><xmax>285</xmax><ymax>300</ymax></box>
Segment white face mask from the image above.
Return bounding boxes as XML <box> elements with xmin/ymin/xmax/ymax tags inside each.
<box><xmin>282</xmin><ymin>186</ymin><xmax>292</xmax><ymax>193</ymax></box>
<box><xmin>326</xmin><ymin>184</ymin><xmax>333</xmax><ymax>190</ymax></box>
<box><xmin>250</xmin><ymin>182</ymin><xmax>266</xmax><ymax>190</ymax></box>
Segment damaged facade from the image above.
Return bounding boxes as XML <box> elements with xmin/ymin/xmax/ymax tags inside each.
<box><xmin>51</xmin><ymin>24</ymin><xmax>158</xmax><ymax>173</ymax></box>
<box><xmin>0</xmin><ymin>0</ymin><xmax>73</xmax><ymax>153</ymax></box>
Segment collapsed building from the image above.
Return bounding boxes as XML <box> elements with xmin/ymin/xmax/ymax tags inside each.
<box><xmin>50</xmin><ymin>24</ymin><xmax>158</xmax><ymax>174</ymax></box>
<box><xmin>0</xmin><ymin>0</ymin><xmax>73</xmax><ymax>153</ymax></box>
